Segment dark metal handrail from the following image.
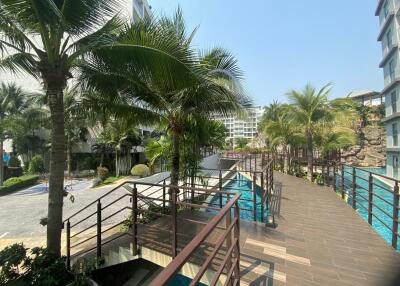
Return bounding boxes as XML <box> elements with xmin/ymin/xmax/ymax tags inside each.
<box><xmin>334</xmin><ymin>164</ymin><xmax>400</xmax><ymax>250</ymax></box>
<box><xmin>148</xmin><ymin>193</ymin><xmax>241</xmax><ymax>286</ymax></box>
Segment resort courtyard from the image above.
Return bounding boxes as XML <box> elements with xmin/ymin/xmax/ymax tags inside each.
<box><xmin>0</xmin><ymin>0</ymin><xmax>399</xmax><ymax>285</ymax></box>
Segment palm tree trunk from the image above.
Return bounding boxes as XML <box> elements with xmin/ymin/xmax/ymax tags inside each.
<box><xmin>0</xmin><ymin>140</ymin><xmax>4</xmax><ymax>186</ymax></box>
<box><xmin>307</xmin><ymin>130</ymin><xmax>313</xmax><ymax>181</ymax></box>
<box><xmin>284</xmin><ymin>145</ymin><xmax>289</xmax><ymax>174</ymax></box>
<box><xmin>47</xmin><ymin>86</ymin><xmax>65</xmax><ymax>257</ymax></box>
<box><xmin>170</xmin><ymin>133</ymin><xmax>180</xmax><ymax>188</ymax></box>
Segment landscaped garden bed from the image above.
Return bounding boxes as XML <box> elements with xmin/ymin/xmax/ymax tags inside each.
<box><xmin>0</xmin><ymin>175</ymin><xmax>40</xmax><ymax>196</ymax></box>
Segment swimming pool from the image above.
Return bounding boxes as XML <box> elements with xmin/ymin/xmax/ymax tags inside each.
<box><xmin>339</xmin><ymin>167</ymin><xmax>400</xmax><ymax>251</ymax></box>
<box><xmin>209</xmin><ymin>173</ymin><xmax>267</xmax><ymax>222</ymax></box>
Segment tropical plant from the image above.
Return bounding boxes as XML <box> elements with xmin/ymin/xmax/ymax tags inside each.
<box><xmin>0</xmin><ymin>0</ymin><xmax>126</xmax><ymax>255</ymax></box>
<box><xmin>261</xmin><ymin>104</ymin><xmax>304</xmax><ymax>173</ymax></box>
<box><xmin>28</xmin><ymin>155</ymin><xmax>45</xmax><ymax>174</ymax></box>
<box><xmin>79</xmin><ymin>10</ymin><xmax>248</xmax><ymax>189</ymax></box>
<box><xmin>97</xmin><ymin>166</ymin><xmax>109</xmax><ymax>182</ymax></box>
<box><xmin>235</xmin><ymin>137</ymin><xmax>249</xmax><ymax>149</ymax></box>
<box><xmin>102</xmin><ymin>119</ymin><xmax>142</xmax><ymax>177</ymax></box>
<box><xmin>131</xmin><ymin>164</ymin><xmax>150</xmax><ymax>178</ymax></box>
<box><xmin>0</xmin><ymin>243</ymin><xmax>73</xmax><ymax>285</ymax></box>
<box><xmin>0</xmin><ymin>83</ymin><xmax>30</xmax><ymax>185</ymax></box>
<box><xmin>287</xmin><ymin>84</ymin><xmax>331</xmax><ymax>181</ymax></box>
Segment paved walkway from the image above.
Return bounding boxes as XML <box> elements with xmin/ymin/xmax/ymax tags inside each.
<box><xmin>249</xmin><ymin>171</ymin><xmax>400</xmax><ymax>286</ymax></box>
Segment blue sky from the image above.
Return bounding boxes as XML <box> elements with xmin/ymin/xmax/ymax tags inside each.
<box><xmin>150</xmin><ymin>0</ymin><xmax>382</xmax><ymax>106</ymax></box>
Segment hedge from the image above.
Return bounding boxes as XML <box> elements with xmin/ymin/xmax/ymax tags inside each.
<box><xmin>0</xmin><ymin>175</ymin><xmax>40</xmax><ymax>196</ymax></box>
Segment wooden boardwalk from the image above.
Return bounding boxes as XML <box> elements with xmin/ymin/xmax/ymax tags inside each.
<box><xmin>243</xmin><ymin>171</ymin><xmax>400</xmax><ymax>286</ymax></box>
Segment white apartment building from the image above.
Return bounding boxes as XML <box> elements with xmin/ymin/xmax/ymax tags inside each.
<box><xmin>376</xmin><ymin>0</ymin><xmax>400</xmax><ymax>178</ymax></box>
<box><xmin>212</xmin><ymin>106</ymin><xmax>263</xmax><ymax>147</ymax></box>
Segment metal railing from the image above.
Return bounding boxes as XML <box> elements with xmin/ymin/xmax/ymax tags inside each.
<box><xmin>149</xmin><ymin>192</ymin><xmax>241</xmax><ymax>286</ymax></box>
<box><xmin>333</xmin><ymin>164</ymin><xmax>399</xmax><ymax>250</ymax></box>
<box><xmin>63</xmin><ymin>151</ymin><xmax>274</xmax><ymax>284</ymax></box>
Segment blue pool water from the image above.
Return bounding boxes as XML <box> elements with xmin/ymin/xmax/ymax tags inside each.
<box><xmin>168</xmin><ymin>274</ymin><xmax>207</xmax><ymax>286</ymax></box>
<box><xmin>340</xmin><ymin>167</ymin><xmax>400</xmax><ymax>251</ymax></box>
<box><xmin>209</xmin><ymin>173</ymin><xmax>267</xmax><ymax>222</ymax></box>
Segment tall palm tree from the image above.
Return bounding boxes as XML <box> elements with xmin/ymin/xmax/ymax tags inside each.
<box><xmin>287</xmin><ymin>84</ymin><xmax>331</xmax><ymax>181</ymax></box>
<box><xmin>80</xmin><ymin>10</ymin><xmax>248</xmax><ymax>189</ymax></box>
<box><xmin>0</xmin><ymin>0</ymin><xmax>124</xmax><ymax>255</ymax></box>
<box><xmin>0</xmin><ymin>83</ymin><xmax>30</xmax><ymax>184</ymax></box>
<box><xmin>262</xmin><ymin>105</ymin><xmax>304</xmax><ymax>173</ymax></box>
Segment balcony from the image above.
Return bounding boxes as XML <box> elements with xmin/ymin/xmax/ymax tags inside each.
<box><xmin>377</xmin><ymin>13</ymin><xmax>395</xmax><ymax>41</ymax></box>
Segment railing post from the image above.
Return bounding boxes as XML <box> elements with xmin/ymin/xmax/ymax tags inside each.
<box><xmin>368</xmin><ymin>173</ymin><xmax>373</xmax><ymax>225</ymax></box>
<box><xmin>162</xmin><ymin>180</ymin><xmax>166</xmax><ymax>213</ymax></box>
<box><xmin>219</xmin><ymin>170</ymin><xmax>223</xmax><ymax>208</ymax></box>
<box><xmin>392</xmin><ymin>182</ymin><xmax>399</xmax><ymax>249</ymax></box>
<box><xmin>132</xmin><ymin>185</ymin><xmax>138</xmax><ymax>256</ymax></box>
<box><xmin>261</xmin><ymin>172</ymin><xmax>265</xmax><ymax>222</ymax></box>
<box><xmin>66</xmin><ymin>220</ymin><xmax>71</xmax><ymax>270</ymax></box>
<box><xmin>171</xmin><ymin>189</ymin><xmax>177</xmax><ymax>258</ymax></box>
<box><xmin>255</xmin><ymin>155</ymin><xmax>257</xmax><ymax>171</ymax></box>
<box><xmin>253</xmin><ymin>174</ymin><xmax>257</xmax><ymax>221</ymax></box>
<box><xmin>250</xmin><ymin>155</ymin><xmax>252</xmax><ymax>172</ymax></box>
<box><xmin>226</xmin><ymin>199</ymin><xmax>232</xmax><ymax>286</ymax></box>
<box><xmin>233</xmin><ymin>202</ymin><xmax>240</xmax><ymax>284</ymax></box>
<box><xmin>262</xmin><ymin>152</ymin><xmax>265</xmax><ymax>168</ymax></box>
<box><xmin>341</xmin><ymin>165</ymin><xmax>345</xmax><ymax>199</ymax></box>
<box><xmin>333</xmin><ymin>163</ymin><xmax>337</xmax><ymax>191</ymax></box>
<box><xmin>265</xmin><ymin>168</ymin><xmax>269</xmax><ymax>211</ymax></box>
<box><xmin>352</xmin><ymin>167</ymin><xmax>356</xmax><ymax>210</ymax></box>
<box><xmin>191</xmin><ymin>173</ymin><xmax>195</xmax><ymax>204</ymax></box>
<box><xmin>96</xmin><ymin>200</ymin><xmax>102</xmax><ymax>261</ymax></box>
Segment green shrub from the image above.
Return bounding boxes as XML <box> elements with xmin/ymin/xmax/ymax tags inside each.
<box><xmin>77</xmin><ymin>157</ymin><xmax>93</xmax><ymax>171</ymax></box>
<box><xmin>0</xmin><ymin>175</ymin><xmax>39</xmax><ymax>196</ymax></box>
<box><xmin>0</xmin><ymin>243</ymin><xmax>73</xmax><ymax>285</ymax></box>
<box><xmin>3</xmin><ymin>177</ymin><xmax>22</xmax><ymax>187</ymax></box>
<box><xmin>131</xmin><ymin>164</ymin><xmax>150</xmax><ymax>178</ymax></box>
<box><xmin>28</xmin><ymin>155</ymin><xmax>45</xmax><ymax>174</ymax></box>
<box><xmin>97</xmin><ymin>167</ymin><xmax>109</xmax><ymax>181</ymax></box>
<box><xmin>8</xmin><ymin>156</ymin><xmax>21</xmax><ymax>167</ymax></box>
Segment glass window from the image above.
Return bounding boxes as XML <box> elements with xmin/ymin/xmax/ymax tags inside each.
<box><xmin>393</xmin><ymin>123</ymin><xmax>398</xmax><ymax>146</ymax></box>
<box><xmin>387</xmin><ymin>28</ymin><xmax>393</xmax><ymax>48</ymax></box>
<box><xmin>392</xmin><ymin>91</ymin><xmax>397</xmax><ymax>113</ymax></box>
<box><xmin>389</xmin><ymin>60</ymin><xmax>396</xmax><ymax>81</ymax></box>
<box><xmin>384</xmin><ymin>1</ymin><xmax>389</xmax><ymax>18</ymax></box>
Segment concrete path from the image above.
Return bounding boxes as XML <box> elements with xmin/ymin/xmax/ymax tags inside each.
<box><xmin>0</xmin><ymin>173</ymin><xmax>170</xmax><ymax>250</ymax></box>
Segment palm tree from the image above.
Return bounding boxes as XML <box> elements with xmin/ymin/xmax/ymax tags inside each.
<box><xmin>104</xmin><ymin>119</ymin><xmax>142</xmax><ymax>177</ymax></box>
<box><xmin>0</xmin><ymin>0</ymin><xmax>124</xmax><ymax>255</ymax></box>
<box><xmin>0</xmin><ymin>83</ymin><xmax>30</xmax><ymax>184</ymax></box>
<box><xmin>262</xmin><ymin>104</ymin><xmax>304</xmax><ymax>173</ymax></box>
<box><xmin>80</xmin><ymin>10</ymin><xmax>248</xmax><ymax>189</ymax></box>
<box><xmin>287</xmin><ymin>84</ymin><xmax>331</xmax><ymax>181</ymax></box>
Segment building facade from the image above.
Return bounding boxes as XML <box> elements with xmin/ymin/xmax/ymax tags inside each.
<box><xmin>347</xmin><ymin>90</ymin><xmax>383</xmax><ymax>106</ymax></box>
<box><xmin>212</xmin><ymin>106</ymin><xmax>263</xmax><ymax>147</ymax></box>
<box><xmin>376</xmin><ymin>0</ymin><xmax>400</xmax><ymax>178</ymax></box>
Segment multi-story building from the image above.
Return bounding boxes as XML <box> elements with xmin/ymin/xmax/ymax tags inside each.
<box><xmin>376</xmin><ymin>0</ymin><xmax>400</xmax><ymax>178</ymax></box>
<box><xmin>212</xmin><ymin>106</ymin><xmax>263</xmax><ymax>147</ymax></box>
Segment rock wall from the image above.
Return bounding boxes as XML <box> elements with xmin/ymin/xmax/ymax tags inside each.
<box><xmin>342</xmin><ymin>125</ymin><xmax>386</xmax><ymax>167</ymax></box>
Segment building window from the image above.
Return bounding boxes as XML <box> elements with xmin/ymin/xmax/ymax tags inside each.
<box><xmin>387</xmin><ymin>28</ymin><xmax>393</xmax><ymax>48</ymax></box>
<box><xmin>384</xmin><ymin>1</ymin><xmax>389</xmax><ymax>18</ymax></box>
<box><xmin>393</xmin><ymin>123</ymin><xmax>398</xmax><ymax>146</ymax></box>
<box><xmin>391</xmin><ymin>91</ymin><xmax>397</xmax><ymax>114</ymax></box>
<box><xmin>389</xmin><ymin>60</ymin><xmax>396</xmax><ymax>81</ymax></box>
